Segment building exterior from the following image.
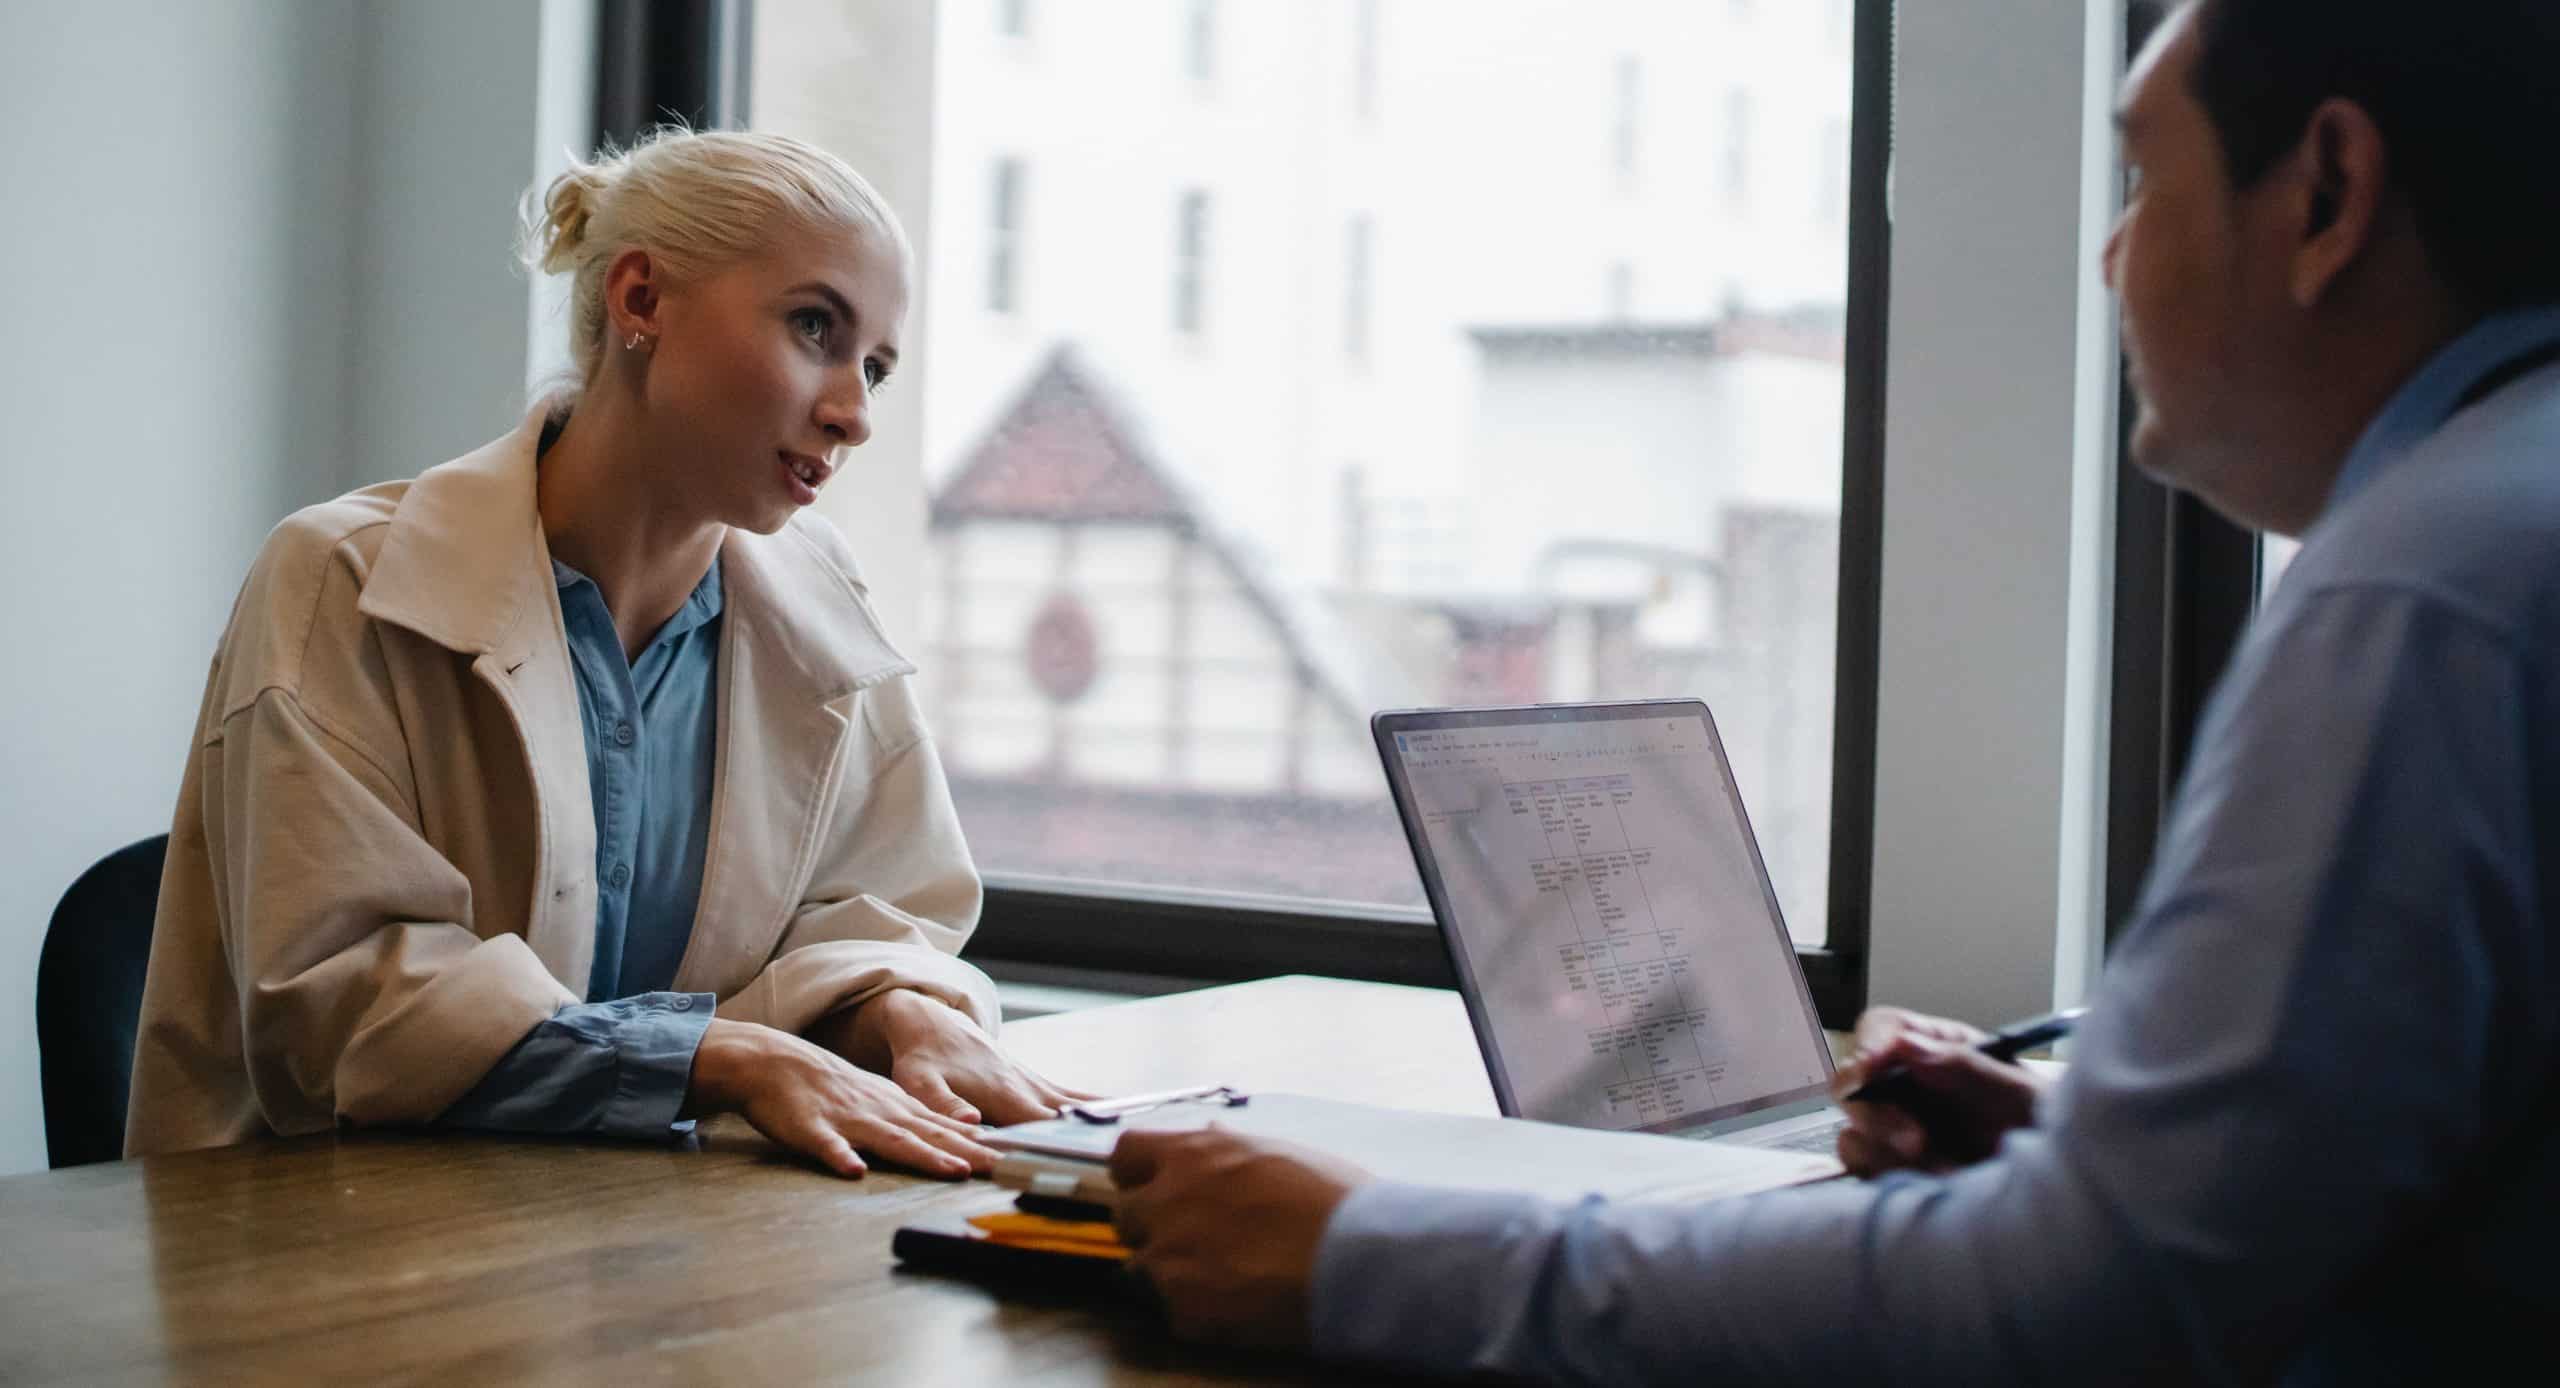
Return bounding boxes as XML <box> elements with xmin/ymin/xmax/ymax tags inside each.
<box><xmin>760</xmin><ymin>0</ymin><xmax>1856</xmax><ymax>930</ymax></box>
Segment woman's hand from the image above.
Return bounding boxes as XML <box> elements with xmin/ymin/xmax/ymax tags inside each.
<box><xmin>683</xmin><ymin>1018</ymin><xmax>999</xmax><ymax>1179</ymax></box>
<box><xmin>1828</xmin><ymin>1006</ymin><xmax>2047</xmax><ymax>1177</ymax></box>
<box><xmin>819</xmin><ymin>989</ymin><xmax>1096</xmax><ymax>1126</ymax></box>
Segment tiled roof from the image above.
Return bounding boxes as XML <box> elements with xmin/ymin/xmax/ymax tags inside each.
<box><xmin>931</xmin><ymin>345</ymin><xmax>1190</xmax><ymax>524</ymax></box>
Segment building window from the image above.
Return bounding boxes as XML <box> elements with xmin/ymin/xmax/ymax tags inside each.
<box><xmin>1344</xmin><ymin>214</ymin><xmax>1374</xmax><ymax>363</ymax></box>
<box><xmin>988</xmin><ymin>157</ymin><xmax>1024</xmax><ymax>314</ymax></box>
<box><xmin>1182</xmin><ymin>0</ymin><xmax>1217</xmax><ymax>84</ymax></box>
<box><xmin>1724</xmin><ymin>88</ymin><xmax>1754</xmax><ymax>210</ymax></box>
<box><xmin>1173</xmin><ymin>189</ymin><xmax>1210</xmax><ymax>337</ymax></box>
<box><xmin>1353</xmin><ymin>0</ymin><xmax>1381</xmax><ymax>123</ymax></box>
<box><xmin>1819</xmin><ymin>118</ymin><xmax>1848</xmax><ymax>225</ymax></box>
<box><xmin>1611</xmin><ymin>55</ymin><xmax>1642</xmax><ymax>191</ymax></box>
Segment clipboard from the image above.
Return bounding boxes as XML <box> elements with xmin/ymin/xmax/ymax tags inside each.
<box><xmin>978</xmin><ymin>1091</ymin><xmax>1840</xmax><ymax>1204</ymax></box>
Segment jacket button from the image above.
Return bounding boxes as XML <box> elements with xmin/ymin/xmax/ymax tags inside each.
<box><xmin>607</xmin><ymin>862</ymin><xmax>631</xmax><ymax>889</ymax></box>
<box><xmin>613</xmin><ymin>721</ymin><xmax>635</xmax><ymax>747</ymax></box>
<box><xmin>672</xmin><ymin>995</ymin><xmax>694</xmax><ymax>1012</ymax></box>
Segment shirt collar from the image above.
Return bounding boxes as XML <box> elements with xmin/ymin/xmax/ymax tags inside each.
<box><xmin>360</xmin><ymin>401</ymin><xmax>909</xmax><ymax>695</ymax></box>
<box><xmin>2325</xmin><ymin>303</ymin><xmax>2560</xmax><ymax>514</ymax></box>
<box><xmin>551</xmin><ymin>555</ymin><xmax>725</xmax><ymax>646</ymax></box>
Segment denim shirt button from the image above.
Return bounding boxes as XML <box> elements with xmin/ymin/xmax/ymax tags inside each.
<box><xmin>613</xmin><ymin>720</ymin><xmax>636</xmax><ymax>747</ymax></box>
<box><xmin>607</xmin><ymin>862</ymin><xmax>631</xmax><ymax>889</ymax></box>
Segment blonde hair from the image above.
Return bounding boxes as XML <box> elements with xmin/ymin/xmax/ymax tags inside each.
<box><xmin>521</xmin><ymin>126</ymin><xmax>908</xmax><ymax>384</ymax></box>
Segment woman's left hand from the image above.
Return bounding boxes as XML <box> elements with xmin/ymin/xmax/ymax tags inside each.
<box><xmin>820</xmin><ymin>989</ymin><xmax>1095</xmax><ymax>1126</ymax></box>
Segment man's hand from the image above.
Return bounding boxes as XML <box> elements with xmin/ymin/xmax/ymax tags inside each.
<box><xmin>814</xmin><ymin>989</ymin><xmax>1093</xmax><ymax>1126</ymax></box>
<box><xmin>683</xmin><ymin>1017</ymin><xmax>999</xmax><ymax>1178</ymax></box>
<box><xmin>1829</xmin><ymin>1006</ymin><xmax>2048</xmax><ymax>1176</ymax></box>
<box><xmin>1109</xmin><ymin>1128</ymin><xmax>1372</xmax><ymax>1348</ymax></box>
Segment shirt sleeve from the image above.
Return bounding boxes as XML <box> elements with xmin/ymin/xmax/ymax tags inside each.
<box><xmin>1310</xmin><ymin>584</ymin><xmax>2546</xmax><ymax>1384</ymax></box>
<box><xmin>435</xmin><ymin>992</ymin><xmax>717</xmax><ymax>1139</ymax></box>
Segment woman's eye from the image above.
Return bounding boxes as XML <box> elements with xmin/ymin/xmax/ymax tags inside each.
<box><xmin>791</xmin><ymin>308</ymin><xmax>832</xmax><ymax>347</ymax></box>
<box><xmin>865</xmin><ymin>359</ymin><xmax>891</xmax><ymax>392</ymax></box>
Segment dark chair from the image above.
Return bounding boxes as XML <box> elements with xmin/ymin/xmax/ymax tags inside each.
<box><xmin>36</xmin><ymin>835</ymin><xmax>167</xmax><ymax>1168</ymax></box>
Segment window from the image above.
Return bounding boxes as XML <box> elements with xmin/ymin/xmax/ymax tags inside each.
<box><xmin>1818</xmin><ymin>118</ymin><xmax>1849</xmax><ymax>225</ymax></box>
<box><xmin>2261</xmin><ymin>535</ymin><xmax>2301</xmax><ymax>597</ymax></box>
<box><xmin>1173</xmin><ymin>188</ymin><xmax>1210</xmax><ymax>337</ymax></box>
<box><xmin>1612</xmin><ymin>55</ymin><xmax>1642</xmax><ymax>191</ymax></box>
<box><xmin>1724</xmin><ymin>87</ymin><xmax>1754</xmax><ymax>210</ymax></box>
<box><xmin>746</xmin><ymin>1</ymin><xmax>1879</xmax><ymax>1009</ymax></box>
<box><xmin>1182</xmin><ymin>0</ymin><xmax>1217</xmax><ymax>84</ymax></box>
<box><xmin>1344</xmin><ymin>214</ymin><xmax>1374</xmax><ymax>363</ymax></box>
<box><xmin>1353</xmin><ymin>0</ymin><xmax>1381</xmax><ymax>123</ymax></box>
<box><xmin>988</xmin><ymin>157</ymin><xmax>1024</xmax><ymax>314</ymax></box>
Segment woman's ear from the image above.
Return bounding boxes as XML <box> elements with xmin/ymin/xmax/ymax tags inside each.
<box><xmin>603</xmin><ymin>248</ymin><xmax>663</xmax><ymax>341</ymax></box>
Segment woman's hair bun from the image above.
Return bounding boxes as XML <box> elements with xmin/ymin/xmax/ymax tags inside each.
<box><xmin>525</xmin><ymin>163</ymin><xmax>611</xmax><ymax>275</ymax></box>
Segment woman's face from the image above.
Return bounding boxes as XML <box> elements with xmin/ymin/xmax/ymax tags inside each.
<box><xmin>640</xmin><ymin>219</ymin><xmax>909</xmax><ymax>535</ymax></box>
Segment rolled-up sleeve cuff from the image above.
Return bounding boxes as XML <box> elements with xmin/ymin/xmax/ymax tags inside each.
<box><xmin>1309</xmin><ymin>1182</ymin><xmax>1564</xmax><ymax>1372</ymax></box>
<box><xmin>597</xmin><ymin>991</ymin><xmax>717</xmax><ymax>1139</ymax></box>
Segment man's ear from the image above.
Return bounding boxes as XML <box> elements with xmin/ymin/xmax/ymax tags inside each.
<box><xmin>603</xmin><ymin>248</ymin><xmax>663</xmax><ymax>339</ymax></box>
<box><xmin>2287</xmin><ymin>98</ymin><xmax>2390</xmax><ymax>309</ymax></box>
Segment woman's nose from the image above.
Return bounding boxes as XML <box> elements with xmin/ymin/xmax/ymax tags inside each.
<box><xmin>816</xmin><ymin>378</ymin><xmax>871</xmax><ymax>449</ymax></box>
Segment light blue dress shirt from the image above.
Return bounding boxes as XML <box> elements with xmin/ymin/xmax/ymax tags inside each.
<box><xmin>1311</xmin><ymin>305</ymin><xmax>2560</xmax><ymax>1384</ymax></box>
<box><xmin>437</xmin><ymin>556</ymin><xmax>725</xmax><ymax>1138</ymax></box>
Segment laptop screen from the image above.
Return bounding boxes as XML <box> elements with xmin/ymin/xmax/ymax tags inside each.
<box><xmin>1378</xmin><ymin>702</ymin><xmax>1832</xmax><ymax>1135</ymax></box>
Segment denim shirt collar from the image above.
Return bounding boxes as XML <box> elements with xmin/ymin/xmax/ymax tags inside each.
<box><xmin>550</xmin><ymin>554</ymin><xmax>726</xmax><ymax>649</ymax></box>
<box><xmin>2325</xmin><ymin>303</ymin><xmax>2560</xmax><ymax>516</ymax></box>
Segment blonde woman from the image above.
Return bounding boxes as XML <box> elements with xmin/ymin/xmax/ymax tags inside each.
<box><xmin>128</xmin><ymin>129</ymin><xmax>1080</xmax><ymax>1179</ymax></box>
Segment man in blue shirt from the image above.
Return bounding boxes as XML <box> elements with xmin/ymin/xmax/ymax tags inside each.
<box><xmin>1109</xmin><ymin>1</ymin><xmax>2560</xmax><ymax>1380</ymax></box>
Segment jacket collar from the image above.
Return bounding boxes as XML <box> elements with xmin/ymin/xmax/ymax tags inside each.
<box><xmin>356</xmin><ymin>403</ymin><xmax>914</xmax><ymax>696</ymax></box>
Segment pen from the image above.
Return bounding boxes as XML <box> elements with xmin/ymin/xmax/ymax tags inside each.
<box><xmin>1063</xmin><ymin>1083</ymin><xmax>1250</xmax><ymax>1124</ymax></box>
<box><xmin>1840</xmin><ymin>1005</ymin><xmax>2087</xmax><ymax>1108</ymax></box>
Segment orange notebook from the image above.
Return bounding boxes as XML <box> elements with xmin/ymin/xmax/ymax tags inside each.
<box><xmin>891</xmin><ymin>1204</ymin><xmax>1147</xmax><ymax>1298</ymax></box>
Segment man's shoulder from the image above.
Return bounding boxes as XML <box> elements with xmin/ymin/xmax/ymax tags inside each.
<box><xmin>2299</xmin><ymin>373</ymin><xmax>2560</xmax><ymax>639</ymax></box>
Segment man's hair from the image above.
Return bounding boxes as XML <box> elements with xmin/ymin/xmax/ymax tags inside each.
<box><xmin>2189</xmin><ymin>0</ymin><xmax>2560</xmax><ymax>313</ymax></box>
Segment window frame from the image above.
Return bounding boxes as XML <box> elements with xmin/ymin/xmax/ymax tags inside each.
<box><xmin>594</xmin><ymin>0</ymin><xmax>751</xmax><ymax>145</ymax></box>
<box><xmin>2100</xmin><ymin>0</ymin><xmax>2260</xmax><ymax>948</ymax></box>
<box><xmin>635</xmin><ymin>0</ymin><xmax>1893</xmax><ymax>1031</ymax></box>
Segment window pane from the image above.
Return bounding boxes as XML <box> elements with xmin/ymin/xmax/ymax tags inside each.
<box><xmin>755</xmin><ymin>0</ymin><xmax>1856</xmax><ymax>945</ymax></box>
<box><xmin>2262</xmin><ymin>534</ymin><xmax>2300</xmax><ymax>599</ymax></box>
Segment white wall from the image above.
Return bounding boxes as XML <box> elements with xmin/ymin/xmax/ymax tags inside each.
<box><xmin>1865</xmin><ymin>0</ymin><xmax>2120</xmax><ymax>1025</ymax></box>
<box><xmin>0</xmin><ymin>0</ymin><xmax>556</xmax><ymax>1176</ymax></box>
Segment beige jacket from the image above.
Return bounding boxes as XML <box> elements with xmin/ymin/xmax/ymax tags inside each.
<box><xmin>126</xmin><ymin>409</ymin><xmax>998</xmax><ymax>1157</ymax></box>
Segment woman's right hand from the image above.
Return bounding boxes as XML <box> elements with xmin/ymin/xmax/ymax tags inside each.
<box><xmin>1827</xmin><ymin>1007</ymin><xmax>2048</xmax><ymax>1177</ymax></box>
<box><xmin>683</xmin><ymin>1018</ymin><xmax>1000</xmax><ymax>1179</ymax></box>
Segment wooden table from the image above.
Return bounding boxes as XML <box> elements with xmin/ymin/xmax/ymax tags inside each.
<box><xmin>0</xmin><ymin>977</ymin><xmax>1509</xmax><ymax>1386</ymax></box>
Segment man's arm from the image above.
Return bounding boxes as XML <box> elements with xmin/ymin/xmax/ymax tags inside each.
<box><xmin>1136</xmin><ymin>586</ymin><xmax>2546</xmax><ymax>1383</ymax></box>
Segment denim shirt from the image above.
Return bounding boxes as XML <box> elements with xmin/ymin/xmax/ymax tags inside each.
<box><xmin>1311</xmin><ymin>306</ymin><xmax>2560</xmax><ymax>1384</ymax></box>
<box><xmin>437</xmin><ymin>556</ymin><xmax>725</xmax><ymax>1137</ymax></box>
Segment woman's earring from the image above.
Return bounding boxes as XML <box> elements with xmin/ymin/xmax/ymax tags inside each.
<box><xmin>625</xmin><ymin>331</ymin><xmax>649</xmax><ymax>352</ymax></box>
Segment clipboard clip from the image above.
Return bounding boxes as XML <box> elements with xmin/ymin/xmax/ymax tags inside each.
<box><xmin>1064</xmin><ymin>1084</ymin><xmax>1251</xmax><ymax>1124</ymax></box>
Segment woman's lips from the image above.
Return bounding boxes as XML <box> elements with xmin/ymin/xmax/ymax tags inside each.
<box><xmin>780</xmin><ymin>451</ymin><xmax>829</xmax><ymax>505</ymax></box>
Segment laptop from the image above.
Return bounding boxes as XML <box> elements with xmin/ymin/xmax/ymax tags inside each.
<box><xmin>1372</xmin><ymin>700</ymin><xmax>1847</xmax><ymax>1157</ymax></box>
